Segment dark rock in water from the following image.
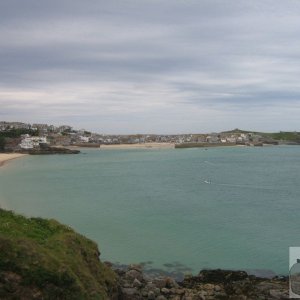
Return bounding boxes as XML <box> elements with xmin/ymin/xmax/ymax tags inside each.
<box><xmin>197</xmin><ymin>269</ymin><xmax>249</xmax><ymax>283</ymax></box>
<box><xmin>25</xmin><ymin>146</ymin><xmax>80</xmax><ymax>155</ymax></box>
<box><xmin>128</xmin><ymin>263</ymin><xmax>143</xmax><ymax>273</ymax></box>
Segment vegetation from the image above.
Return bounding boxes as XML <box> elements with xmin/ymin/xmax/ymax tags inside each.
<box><xmin>0</xmin><ymin>209</ymin><xmax>118</xmax><ymax>299</ymax></box>
<box><xmin>0</xmin><ymin>136</ymin><xmax>5</xmax><ymax>151</ymax></box>
<box><xmin>223</xmin><ymin>129</ymin><xmax>300</xmax><ymax>143</ymax></box>
<box><xmin>0</xmin><ymin>129</ymin><xmax>39</xmax><ymax>152</ymax></box>
<box><xmin>267</xmin><ymin>131</ymin><xmax>300</xmax><ymax>143</ymax></box>
<box><xmin>0</xmin><ymin>128</ymin><xmax>39</xmax><ymax>138</ymax></box>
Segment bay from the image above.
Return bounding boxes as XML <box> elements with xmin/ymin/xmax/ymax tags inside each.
<box><xmin>1</xmin><ymin>145</ymin><xmax>300</xmax><ymax>276</ymax></box>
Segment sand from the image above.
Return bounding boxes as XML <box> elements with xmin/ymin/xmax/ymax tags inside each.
<box><xmin>0</xmin><ymin>153</ymin><xmax>27</xmax><ymax>209</ymax></box>
<box><xmin>0</xmin><ymin>153</ymin><xmax>27</xmax><ymax>167</ymax></box>
<box><xmin>100</xmin><ymin>143</ymin><xmax>175</xmax><ymax>149</ymax></box>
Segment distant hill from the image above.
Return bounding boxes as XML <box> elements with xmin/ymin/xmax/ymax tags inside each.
<box><xmin>222</xmin><ymin>129</ymin><xmax>300</xmax><ymax>143</ymax></box>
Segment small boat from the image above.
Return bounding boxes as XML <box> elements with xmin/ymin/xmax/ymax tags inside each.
<box><xmin>204</xmin><ymin>180</ymin><xmax>211</xmax><ymax>184</ymax></box>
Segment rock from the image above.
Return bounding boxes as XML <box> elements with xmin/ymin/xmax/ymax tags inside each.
<box><xmin>104</xmin><ymin>261</ymin><xmax>113</xmax><ymax>268</ymax></box>
<box><xmin>214</xmin><ymin>285</ymin><xmax>221</xmax><ymax>292</ymax></box>
<box><xmin>161</xmin><ymin>287</ymin><xmax>170</xmax><ymax>295</ymax></box>
<box><xmin>154</xmin><ymin>287</ymin><xmax>161</xmax><ymax>296</ymax></box>
<box><xmin>269</xmin><ymin>289</ymin><xmax>289</xmax><ymax>299</ymax></box>
<box><xmin>115</xmin><ymin>267</ymin><xmax>288</xmax><ymax>300</ymax></box>
<box><xmin>27</xmin><ymin>147</ymin><xmax>80</xmax><ymax>155</ymax></box>
<box><xmin>126</xmin><ymin>269</ymin><xmax>144</xmax><ymax>282</ymax></box>
<box><xmin>203</xmin><ymin>283</ymin><xmax>215</xmax><ymax>290</ymax></box>
<box><xmin>129</xmin><ymin>264</ymin><xmax>143</xmax><ymax>272</ymax></box>
<box><xmin>121</xmin><ymin>287</ymin><xmax>139</xmax><ymax>299</ymax></box>
<box><xmin>145</xmin><ymin>282</ymin><xmax>160</xmax><ymax>296</ymax></box>
<box><xmin>228</xmin><ymin>296</ymin><xmax>247</xmax><ymax>300</ymax></box>
<box><xmin>169</xmin><ymin>296</ymin><xmax>182</xmax><ymax>300</ymax></box>
<box><xmin>176</xmin><ymin>288</ymin><xmax>185</xmax><ymax>295</ymax></box>
<box><xmin>142</xmin><ymin>290</ymin><xmax>148</xmax><ymax>297</ymax></box>
<box><xmin>197</xmin><ymin>293</ymin><xmax>207</xmax><ymax>300</ymax></box>
<box><xmin>133</xmin><ymin>278</ymin><xmax>142</xmax><ymax>288</ymax></box>
<box><xmin>145</xmin><ymin>282</ymin><xmax>157</xmax><ymax>291</ymax></box>
<box><xmin>156</xmin><ymin>296</ymin><xmax>167</xmax><ymax>300</ymax></box>
<box><xmin>165</xmin><ymin>277</ymin><xmax>179</xmax><ymax>288</ymax></box>
<box><xmin>148</xmin><ymin>291</ymin><xmax>156</xmax><ymax>299</ymax></box>
<box><xmin>153</xmin><ymin>278</ymin><xmax>167</xmax><ymax>289</ymax></box>
<box><xmin>198</xmin><ymin>269</ymin><xmax>248</xmax><ymax>283</ymax></box>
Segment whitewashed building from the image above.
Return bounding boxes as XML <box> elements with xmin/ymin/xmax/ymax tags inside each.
<box><xmin>20</xmin><ymin>136</ymin><xmax>48</xmax><ymax>149</ymax></box>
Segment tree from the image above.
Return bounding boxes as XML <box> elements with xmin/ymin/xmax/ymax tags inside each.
<box><xmin>0</xmin><ymin>136</ymin><xmax>6</xmax><ymax>151</ymax></box>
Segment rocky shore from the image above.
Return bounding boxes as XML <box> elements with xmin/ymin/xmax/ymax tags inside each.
<box><xmin>20</xmin><ymin>146</ymin><xmax>80</xmax><ymax>155</ymax></box>
<box><xmin>114</xmin><ymin>264</ymin><xmax>289</xmax><ymax>300</ymax></box>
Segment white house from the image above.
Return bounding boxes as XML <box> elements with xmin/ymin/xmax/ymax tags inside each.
<box><xmin>20</xmin><ymin>136</ymin><xmax>48</xmax><ymax>149</ymax></box>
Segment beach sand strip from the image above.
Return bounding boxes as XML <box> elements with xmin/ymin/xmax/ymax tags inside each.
<box><xmin>0</xmin><ymin>153</ymin><xmax>27</xmax><ymax>167</ymax></box>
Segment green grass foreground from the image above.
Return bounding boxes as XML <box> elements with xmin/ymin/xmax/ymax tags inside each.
<box><xmin>0</xmin><ymin>209</ymin><xmax>118</xmax><ymax>299</ymax></box>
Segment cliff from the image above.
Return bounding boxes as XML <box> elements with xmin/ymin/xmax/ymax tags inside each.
<box><xmin>0</xmin><ymin>209</ymin><xmax>118</xmax><ymax>299</ymax></box>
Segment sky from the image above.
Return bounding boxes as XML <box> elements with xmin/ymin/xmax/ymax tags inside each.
<box><xmin>1</xmin><ymin>0</ymin><xmax>300</xmax><ymax>134</ymax></box>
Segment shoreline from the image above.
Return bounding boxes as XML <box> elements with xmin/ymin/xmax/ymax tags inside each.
<box><xmin>115</xmin><ymin>265</ymin><xmax>288</xmax><ymax>299</ymax></box>
<box><xmin>100</xmin><ymin>142</ymin><xmax>175</xmax><ymax>149</ymax></box>
<box><xmin>0</xmin><ymin>153</ymin><xmax>27</xmax><ymax>168</ymax></box>
<box><xmin>0</xmin><ymin>154</ymin><xmax>27</xmax><ymax>210</ymax></box>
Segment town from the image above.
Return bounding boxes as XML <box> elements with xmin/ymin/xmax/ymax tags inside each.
<box><xmin>0</xmin><ymin>121</ymin><xmax>299</xmax><ymax>152</ymax></box>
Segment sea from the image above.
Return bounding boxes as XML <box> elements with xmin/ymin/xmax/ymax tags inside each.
<box><xmin>1</xmin><ymin>145</ymin><xmax>300</xmax><ymax>278</ymax></box>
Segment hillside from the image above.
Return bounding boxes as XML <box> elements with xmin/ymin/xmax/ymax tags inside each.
<box><xmin>0</xmin><ymin>209</ymin><xmax>118</xmax><ymax>299</ymax></box>
<box><xmin>223</xmin><ymin>129</ymin><xmax>300</xmax><ymax>143</ymax></box>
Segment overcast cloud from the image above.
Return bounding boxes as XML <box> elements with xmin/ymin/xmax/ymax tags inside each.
<box><xmin>1</xmin><ymin>0</ymin><xmax>300</xmax><ymax>133</ymax></box>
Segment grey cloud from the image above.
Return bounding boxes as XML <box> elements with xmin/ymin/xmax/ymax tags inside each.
<box><xmin>0</xmin><ymin>0</ymin><xmax>300</xmax><ymax>133</ymax></box>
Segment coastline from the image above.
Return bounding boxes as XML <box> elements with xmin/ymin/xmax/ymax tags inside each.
<box><xmin>0</xmin><ymin>153</ymin><xmax>27</xmax><ymax>168</ymax></box>
<box><xmin>100</xmin><ymin>143</ymin><xmax>175</xmax><ymax>149</ymax></box>
<box><xmin>0</xmin><ymin>154</ymin><xmax>27</xmax><ymax>209</ymax></box>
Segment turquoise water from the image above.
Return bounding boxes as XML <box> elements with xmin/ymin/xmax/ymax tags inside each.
<box><xmin>1</xmin><ymin>146</ymin><xmax>300</xmax><ymax>276</ymax></box>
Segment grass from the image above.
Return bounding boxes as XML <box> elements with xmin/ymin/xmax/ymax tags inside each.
<box><xmin>0</xmin><ymin>209</ymin><xmax>118</xmax><ymax>299</ymax></box>
<box><xmin>267</xmin><ymin>132</ymin><xmax>300</xmax><ymax>142</ymax></box>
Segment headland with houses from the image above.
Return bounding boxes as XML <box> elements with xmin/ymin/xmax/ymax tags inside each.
<box><xmin>0</xmin><ymin>121</ymin><xmax>299</xmax><ymax>154</ymax></box>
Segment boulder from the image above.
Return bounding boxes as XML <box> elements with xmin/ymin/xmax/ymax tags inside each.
<box><xmin>125</xmin><ymin>269</ymin><xmax>144</xmax><ymax>282</ymax></box>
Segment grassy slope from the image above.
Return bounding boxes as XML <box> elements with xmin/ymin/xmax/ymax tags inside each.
<box><xmin>222</xmin><ymin>129</ymin><xmax>300</xmax><ymax>142</ymax></box>
<box><xmin>0</xmin><ymin>209</ymin><xmax>118</xmax><ymax>300</ymax></box>
<box><xmin>267</xmin><ymin>131</ymin><xmax>300</xmax><ymax>142</ymax></box>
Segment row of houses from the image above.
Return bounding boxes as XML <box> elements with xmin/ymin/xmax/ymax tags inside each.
<box><xmin>2</xmin><ymin>121</ymin><xmax>269</xmax><ymax>147</ymax></box>
<box><xmin>18</xmin><ymin>132</ymin><xmax>263</xmax><ymax>148</ymax></box>
<box><xmin>0</xmin><ymin>121</ymin><xmax>72</xmax><ymax>134</ymax></box>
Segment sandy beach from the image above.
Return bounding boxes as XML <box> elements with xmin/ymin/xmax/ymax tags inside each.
<box><xmin>0</xmin><ymin>153</ymin><xmax>27</xmax><ymax>209</ymax></box>
<box><xmin>100</xmin><ymin>143</ymin><xmax>175</xmax><ymax>149</ymax></box>
<box><xmin>0</xmin><ymin>153</ymin><xmax>27</xmax><ymax>167</ymax></box>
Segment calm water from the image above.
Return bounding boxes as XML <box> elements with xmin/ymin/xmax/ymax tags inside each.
<box><xmin>1</xmin><ymin>146</ymin><xmax>300</xmax><ymax>276</ymax></box>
